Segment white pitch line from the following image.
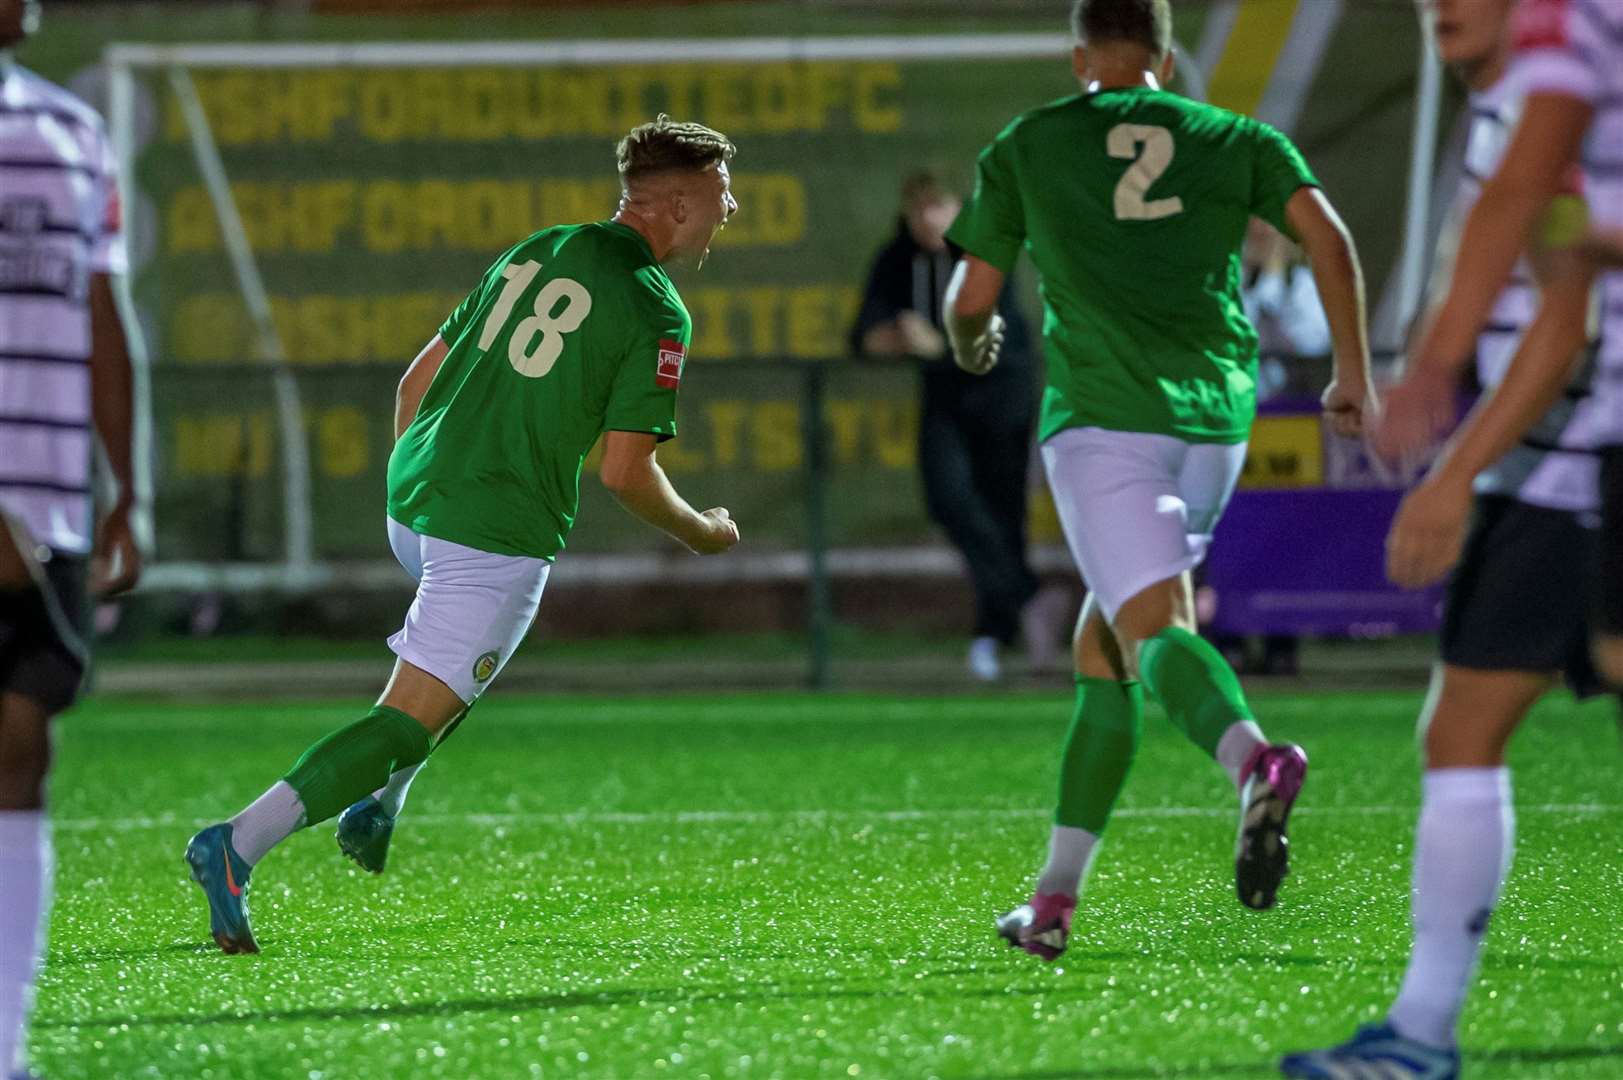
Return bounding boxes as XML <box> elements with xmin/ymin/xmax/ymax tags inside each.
<box><xmin>47</xmin><ymin>804</ymin><xmax>1623</xmax><ymax>833</ymax></box>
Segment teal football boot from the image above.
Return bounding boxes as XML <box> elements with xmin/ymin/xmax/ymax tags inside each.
<box><xmin>183</xmin><ymin>823</ymin><xmax>259</xmax><ymax>954</ymax></box>
<box><xmin>335</xmin><ymin>795</ymin><xmax>395</xmax><ymax>874</ymax></box>
<box><xmin>1281</xmin><ymin>1022</ymin><xmax>1461</xmax><ymax>1079</ymax></box>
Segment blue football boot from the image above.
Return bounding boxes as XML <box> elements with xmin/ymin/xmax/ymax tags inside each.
<box><xmin>1281</xmin><ymin>1022</ymin><xmax>1461</xmax><ymax>1079</ymax></box>
<box><xmin>335</xmin><ymin>795</ymin><xmax>395</xmax><ymax>874</ymax></box>
<box><xmin>183</xmin><ymin>823</ymin><xmax>259</xmax><ymax>954</ymax></box>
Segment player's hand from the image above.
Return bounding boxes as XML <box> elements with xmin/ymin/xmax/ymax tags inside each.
<box><xmin>92</xmin><ymin>500</ymin><xmax>142</xmax><ymax>597</ymax></box>
<box><xmin>688</xmin><ymin>507</ymin><xmax>740</xmax><ymax>555</ymax></box>
<box><xmin>1320</xmin><ymin>377</ymin><xmax>1377</xmax><ymax>438</ymax></box>
<box><xmin>896</xmin><ymin>311</ymin><xmax>947</xmax><ymax>358</ymax></box>
<box><xmin>954</xmin><ymin>313</ymin><xmax>1005</xmax><ymax>375</ymax></box>
<box><xmin>1369</xmin><ymin>364</ymin><xmax>1455</xmax><ymax>463</ymax></box>
<box><xmin>1385</xmin><ymin>474</ymin><xmax>1471</xmax><ymax>590</ymax></box>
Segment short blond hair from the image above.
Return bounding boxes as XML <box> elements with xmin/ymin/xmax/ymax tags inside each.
<box><xmin>616</xmin><ymin>115</ymin><xmax>736</xmax><ymax>186</ymax></box>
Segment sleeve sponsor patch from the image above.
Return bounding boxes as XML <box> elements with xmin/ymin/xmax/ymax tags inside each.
<box><xmin>656</xmin><ymin>338</ymin><xmax>685</xmax><ymax>389</ymax></box>
<box><xmin>1514</xmin><ymin>0</ymin><xmax>1572</xmax><ymax>52</ymax></box>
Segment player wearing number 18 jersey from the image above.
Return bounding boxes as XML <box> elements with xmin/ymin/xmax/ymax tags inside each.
<box><xmin>183</xmin><ymin>117</ymin><xmax>741</xmax><ymax>954</ymax></box>
<box><xmin>942</xmin><ymin>0</ymin><xmax>1377</xmax><ymax>960</ymax></box>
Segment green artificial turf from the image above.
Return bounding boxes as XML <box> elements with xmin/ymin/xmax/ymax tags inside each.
<box><xmin>28</xmin><ymin>690</ymin><xmax>1623</xmax><ymax>1078</ymax></box>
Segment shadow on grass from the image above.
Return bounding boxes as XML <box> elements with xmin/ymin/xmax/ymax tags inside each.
<box><xmin>988</xmin><ymin>1043</ymin><xmax>1623</xmax><ymax>1079</ymax></box>
<box><xmin>34</xmin><ymin>971</ymin><xmax>1164</xmax><ymax>1032</ymax></box>
<box><xmin>50</xmin><ymin>942</ymin><xmax>216</xmax><ymax>965</ymax></box>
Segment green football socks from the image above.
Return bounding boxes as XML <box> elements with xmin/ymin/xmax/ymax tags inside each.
<box><xmin>1035</xmin><ymin>677</ymin><xmax>1143</xmax><ymax>896</ymax></box>
<box><xmin>1054</xmin><ymin>677</ymin><xmax>1144</xmax><ymax>833</ymax></box>
<box><xmin>1138</xmin><ymin>625</ymin><xmax>1253</xmax><ymax>758</ymax></box>
<box><xmin>284</xmin><ymin>705</ymin><xmax>434</xmax><ymax>826</ymax></box>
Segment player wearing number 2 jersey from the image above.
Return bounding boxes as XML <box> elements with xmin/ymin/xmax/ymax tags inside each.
<box><xmin>943</xmin><ymin>0</ymin><xmax>1377</xmax><ymax>961</ymax></box>
<box><xmin>183</xmin><ymin>117</ymin><xmax>740</xmax><ymax>954</ymax></box>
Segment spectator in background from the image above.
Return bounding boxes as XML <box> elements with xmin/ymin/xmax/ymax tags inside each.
<box><xmin>1242</xmin><ymin>217</ymin><xmax>1332</xmax><ymax>398</ymax></box>
<box><xmin>1209</xmin><ymin>219</ymin><xmax>1331</xmax><ymax>677</ymax></box>
<box><xmin>851</xmin><ymin>172</ymin><xmax>1066</xmax><ymax>681</ymax></box>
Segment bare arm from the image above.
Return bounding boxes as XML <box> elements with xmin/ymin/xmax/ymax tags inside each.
<box><xmin>599</xmin><ymin>430</ymin><xmax>739</xmax><ymax>555</ymax></box>
<box><xmin>1374</xmin><ymin>93</ymin><xmax>1593</xmax><ymax>462</ymax></box>
<box><xmin>1410</xmin><ymin>93</ymin><xmax>1593</xmax><ymax>382</ymax></box>
<box><xmin>1285</xmin><ymin>187</ymin><xmax>1375</xmax><ymax>434</ymax></box>
<box><xmin>88</xmin><ymin>273</ymin><xmax>141</xmax><ymax>596</ymax></box>
<box><xmin>943</xmin><ymin>255</ymin><xmax>1007</xmax><ymax>375</ymax></box>
<box><xmin>396</xmin><ymin>335</ymin><xmax>449</xmax><ymax>440</ymax></box>
<box><xmin>1583</xmin><ymin>227</ymin><xmax>1623</xmax><ymax>267</ymax></box>
<box><xmin>1431</xmin><ymin>257</ymin><xmax>1595</xmax><ymax>492</ymax></box>
<box><xmin>1385</xmin><ymin>255</ymin><xmax>1595</xmax><ymax>589</ymax></box>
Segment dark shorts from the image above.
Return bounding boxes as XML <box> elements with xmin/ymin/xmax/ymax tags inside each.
<box><xmin>1597</xmin><ymin>447</ymin><xmax>1623</xmax><ymax>638</ymax></box>
<box><xmin>0</xmin><ymin>544</ymin><xmax>91</xmax><ymax>716</ymax></box>
<box><xmin>1440</xmin><ymin>494</ymin><xmax>1603</xmax><ymax>698</ymax></box>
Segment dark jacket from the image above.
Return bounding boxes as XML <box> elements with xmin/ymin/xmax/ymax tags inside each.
<box><xmin>849</xmin><ymin>217</ymin><xmax>1033</xmax><ymax>378</ymax></box>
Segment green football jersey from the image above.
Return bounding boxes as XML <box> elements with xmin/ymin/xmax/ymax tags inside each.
<box><xmin>388</xmin><ymin>221</ymin><xmax>690</xmax><ymax>559</ymax></box>
<box><xmin>946</xmin><ymin>87</ymin><xmax>1319</xmax><ymax>444</ymax></box>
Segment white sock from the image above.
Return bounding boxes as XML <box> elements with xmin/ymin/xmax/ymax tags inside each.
<box><xmin>1216</xmin><ymin>719</ymin><xmax>1268</xmax><ymax>791</ymax></box>
<box><xmin>227</xmin><ymin>780</ymin><xmax>308</xmax><ymax>866</ymax></box>
<box><xmin>0</xmin><ymin>811</ymin><xmax>51</xmax><ymax>1076</ymax></box>
<box><xmin>1035</xmin><ymin>824</ymin><xmax>1100</xmax><ymax>897</ymax></box>
<box><xmin>372</xmin><ymin>762</ymin><xmax>425</xmax><ymax>818</ymax></box>
<box><xmin>1388</xmin><ymin>767</ymin><xmax>1514</xmax><ymax>1050</ymax></box>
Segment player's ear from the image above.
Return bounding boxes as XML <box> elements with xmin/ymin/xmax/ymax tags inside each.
<box><xmin>1071</xmin><ymin>45</ymin><xmax>1087</xmax><ymax>81</ymax></box>
<box><xmin>1157</xmin><ymin>50</ymin><xmax>1176</xmax><ymax>88</ymax></box>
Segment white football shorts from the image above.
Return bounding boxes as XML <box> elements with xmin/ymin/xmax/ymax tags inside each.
<box><xmin>1041</xmin><ymin>426</ymin><xmax>1247</xmax><ymax>624</ymax></box>
<box><xmin>386</xmin><ymin>517</ymin><xmax>550</xmax><ymax>704</ymax></box>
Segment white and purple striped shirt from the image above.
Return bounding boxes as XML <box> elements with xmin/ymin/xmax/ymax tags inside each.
<box><xmin>0</xmin><ymin>60</ymin><xmax>124</xmax><ymax>554</ymax></box>
<box><xmin>1512</xmin><ymin>0</ymin><xmax>1623</xmax><ymax>446</ymax></box>
<box><xmin>1451</xmin><ymin>75</ymin><xmax>1605</xmax><ymax>512</ymax></box>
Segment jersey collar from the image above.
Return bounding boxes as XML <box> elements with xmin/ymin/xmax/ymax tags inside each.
<box><xmin>603</xmin><ymin>219</ymin><xmax>657</xmax><ymax>261</ymax></box>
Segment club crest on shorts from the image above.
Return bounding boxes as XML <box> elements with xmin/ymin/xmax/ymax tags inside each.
<box><xmin>472</xmin><ymin>651</ymin><xmax>499</xmax><ymax>683</ymax></box>
<box><xmin>655</xmin><ymin>338</ymin><xmax>685</xmax><ymax>389</ymax></box>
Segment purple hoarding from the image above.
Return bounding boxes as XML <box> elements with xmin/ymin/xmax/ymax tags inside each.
<box><xmin>1201</xmin><ymin>400</ymin><xmax>1444</xmax><ymax>637</ymax></box>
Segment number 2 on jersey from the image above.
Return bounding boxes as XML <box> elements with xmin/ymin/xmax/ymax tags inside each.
<box><xmin>1107</xmin><ymin>124</ymin><xmax>1184</xmax><ymax>221</ymax></box>
<box><xmin>477</xmin><ymin>259</ymin><xmax>593</xmax><ymax>378</ymax></box>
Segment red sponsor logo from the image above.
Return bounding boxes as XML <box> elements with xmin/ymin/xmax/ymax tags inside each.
<box><xmin>1514</xmin><ymin>0</ymin><xmax>1571</xmax><ymax>52</ymax></box>
<box><xmin>656</xmin><ymin>338</ymin><xmax>685</xmax><ymax>389</ymax></box>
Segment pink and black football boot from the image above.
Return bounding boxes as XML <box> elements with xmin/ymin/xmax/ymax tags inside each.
<box><xmin>1235</xmin><ymin>742</ymin><xmax>1308</xmax><ymax>910</ymax></box>
<box><xmin>995</xmin><ymin>892</ymin><xmax>1076</xmax><ymax>961</ymax></box>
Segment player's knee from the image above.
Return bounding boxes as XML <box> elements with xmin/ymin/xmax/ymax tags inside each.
<box><xmin>1420</xmin><ymin>721</ymin><xmax>1504</xmax><ymax>769</ymax></box>
<box><xmin>1113</xmin><ymin>577</ymin><xmax>1192</xmax><ymax>642</ymax></box>
<box><xmin>0</xmin><ymin>725</ymin><xmax>51</xmax><ymax>810</ymax></box>
<box><xmin>1591</xmin><ymin>633</ymin><xmax>1623</xmax><ymax>689</ymax></box>
<box><xmin>1419</xmin><ymin>676</ymin><xmax>1520</xmax><ymax>768</ymax></box>
<box><xmin>1073</xmin><ymin>632</ymin><xmax>1121</xmax><ymax>680</ymax></box>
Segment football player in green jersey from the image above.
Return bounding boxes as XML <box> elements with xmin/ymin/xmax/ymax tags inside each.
<box><xmin>944</xmin><ymin>0</ymin><xmax>1377</xmax><ymax>959</ymax></box>
<box><xmin>183</xmin><ymin>117</ymin><xmax>741</xmax><ymax>954</ymax></box>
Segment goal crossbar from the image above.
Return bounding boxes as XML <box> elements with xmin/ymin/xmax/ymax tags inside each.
<box><xmin>105</xmin><ymin>34</ymin><xmax>1072</xmax><ymax>71</ymax></box>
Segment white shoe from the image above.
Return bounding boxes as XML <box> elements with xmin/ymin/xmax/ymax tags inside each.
<box><xmin>1020</xmin><ymin>584</ymin><xmax>1073</xmax><ymax>673</ymax></box>
<box><xmin>967</xmin><ymin>636</ymin><xmax>1002</xmax><ymax>681</ymax></box>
